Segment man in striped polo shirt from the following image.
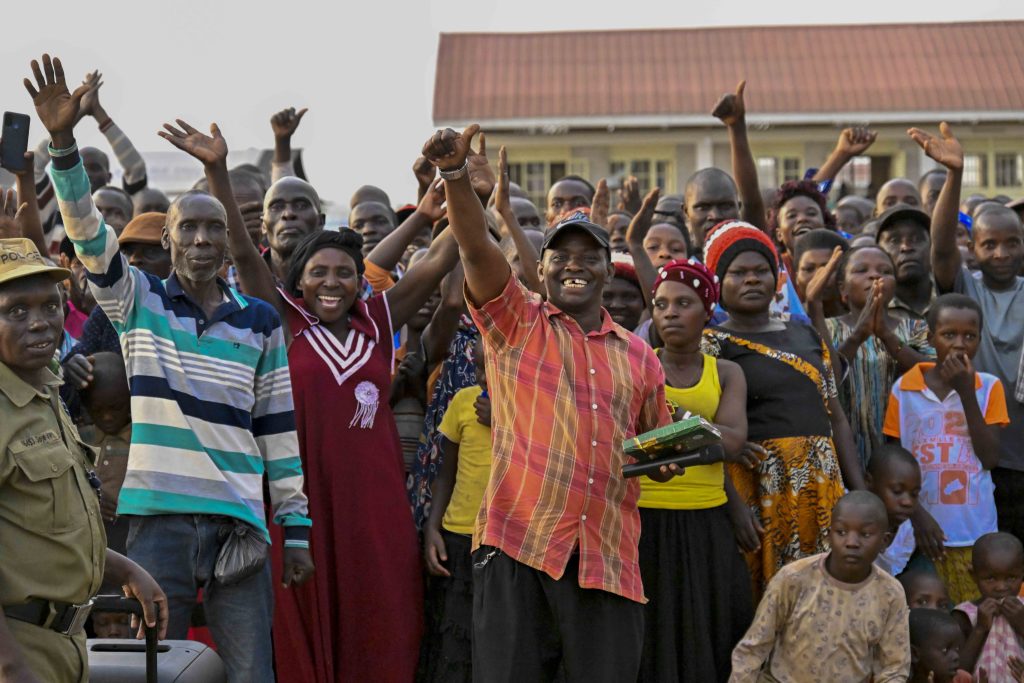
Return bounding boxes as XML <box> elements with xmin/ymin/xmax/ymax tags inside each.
<box><xmin>26</xmin><ymin>54</ymin><xmax>313</xmax><ymax>682</ymax></box>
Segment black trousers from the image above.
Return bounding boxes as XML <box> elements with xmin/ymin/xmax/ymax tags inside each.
<box><xmin>472</xmin><ymin>547</ymin><xmax>644</xmax><ymax>683</ymax></box>
<box><xmin>993</xmin><ymin>467</ymin><xmax>1024</xmax><ymax>543</ymax></box>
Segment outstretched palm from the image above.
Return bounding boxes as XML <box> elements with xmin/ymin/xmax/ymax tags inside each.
<box><xmin>907</xmin><ymin>122</ymin><xmax>964</xmax><ymax>172</ymax></box>
<box><xmin>159</xmin><ymin>119</ymin><xmax>229</xmax><ymax>166</ymax></box>
<box><xmin>23</xmin><ymin>54</ymin><xmax>89</xmax><ymax>138</ymax></box>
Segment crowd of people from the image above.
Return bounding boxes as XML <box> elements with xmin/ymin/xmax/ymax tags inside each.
<box><xmin>1</xmin><ymin>52</ymin><xmax>1024</xmax><ymax>683</ymax></box>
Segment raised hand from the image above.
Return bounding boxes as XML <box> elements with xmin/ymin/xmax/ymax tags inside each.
<box><xmin>417</xmin><ymin>178</ymin><xmax>447</xmax><ymax>224</ymax></box>
<box><xmin>851</xmin><ymin>280</ymin><xmax>883</xmax><ymax>343</ymax></box>
<box><xmin>466</xmin><ymin>131</ymin><xmax>496</xmax><ymax>200</ymax></box>
<box><xmin>495</xmin><ymin>146</ymin><xmax>512</xmax><ymax>215</ymax></box>
<box><xmin>711</xmin><ymin>80</ymin><xmax>746</xmax><ymax>127</ymax></box>
<box><xmin>626</xmin><ymin>187</ymin><xmax>660</xmax><ymax>246</ymax></box>
<box><xmin>940</xmin><ymin>350</ymin><xmax>975</xmax><ymax>397</ymax></box>
<box><xmin>413</xmin><ymin>156</ymin><xmax>436</xmax><ymax>196</ymax></box>
<box><xmin>159</xmin><ymin>119</ymin><xmax>228</xmax><ymax>167</ymax></box>
<box><xmin>77</xmin><ymin>70</ymin><xmax>104</xmax><ymax>121</ymax></box>
<box><xmin>802</xmin><ymin>246</ymin><xmax>843</xmax><ymax>305</ymax></box>
<box><xmin>590</xmin><ymin>178</ymin><xmax>610</xmax><ymax>228</ymax></box>
<box><xmin>23</xmin><ymin>54</ymin><xmax>90</xmax><ymax>145</ymax></box>
<box><xmin>270</xmin><ymin>106</ymin><xmax>307</xmax><ymax>140</ymax></box>
<box><xmin>0</xmin><ymin>188</ymin><xmax>26</xmax><ymax>239</ymax></box>
<box><xmin>617</xmin><ymin>175</ymin><xmax>641</xmax><ymax>214</ymax></box>
<box><xmin>836</xmin><ymin>127</ymin><xmax>878</xmax><ymax>157</ymax></box>
<box><xmin>422</xmin><ymin>124</ymin><xmax>481</xmax><ymax>172</ymax></box>
<box><xmin>908</xmin><ymin>122</ymin><xmax>964</xmax><ymax>172</ymax></box>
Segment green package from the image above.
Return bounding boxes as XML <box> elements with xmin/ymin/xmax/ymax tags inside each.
<box><xmin>623</xmin><ymin>415</ymin><xmax>722</xmax><ymax>461</ymax></box>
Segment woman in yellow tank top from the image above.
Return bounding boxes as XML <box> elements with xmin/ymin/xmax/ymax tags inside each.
<box><xmin>637</xmin><ymin>259</ymin><xmax>758</xmax><ymax>683</ymax></box>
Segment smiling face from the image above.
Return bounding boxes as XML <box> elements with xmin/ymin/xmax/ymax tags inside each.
<box><xmin>719</xmin><ymin>250</ymin><xmax>775</xmax><ymax>316</ymax></box>
<box><xmin>539</xmin><ymin>230</ymin><xmax>613</xmax><ymax>317</ymax></box>
<box><xmin>777</xmin><ymin>195</ymin><xmax>826</xmax><ymax>254</ymax></box>
<box><xmin>878</xmin><ymin>222</ymin><xmax>931</xmax><ymax>284</ymax></box>
<box><xmin>973</xmin><ymin>210</ymin><xmax>1024</xmax><ymax>287</ymax></box>
<box><xmin>841</xmin><ymin>246</ymin><xmax>897</xmax><ymax>310</ymax></box>
<box><xmin>162</xmin><ymin>194</ymin><xmax>228</xmax><ymax>283</ymax></box>
<box><xmin>298</xmin><ymin>247</ymin><xmax>360</xmax><ymax>325</ymax></box>
<box><xmin>264</xmin><ymin>179</ymin><xmax>324</xmax><ymax>259</ymax></box>
<box><xmin>652</xmin><ymin>279</ymin><xmax>709</xmax><ymax>351</ymax></box>
<box><xmin>0</xmin><ymin>275</ymin><xmax>64</xmax><ymax>380</ymax></box>
<box><xmin>602</xmin><ymin>276</ymin><xmax>645</xmax><ymax>331</ymax></box>
<box><xmin>643</xmin><ymin>223</ymin><xmax>689</xmax><ymax>267</ymax></box>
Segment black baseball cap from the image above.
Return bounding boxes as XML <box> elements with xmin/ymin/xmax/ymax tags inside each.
<box><xmin>876</xmin><ymin>205</ymin><xmax>931</xmax><ymax>238</ymax></box>
<box><xmin>541</xmin><ymin>211</ymin><xmax>610</xmax><ymax>254</ymax></box>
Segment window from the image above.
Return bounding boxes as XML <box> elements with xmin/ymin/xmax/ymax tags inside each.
<box><xmin>756</xmin><ymin>157</ymin><xmax>778</xmax><ymax>190</ymax></box>
<box><xmin>507</xmin><ymin>160</ymin><xmax>570</xmax><ymax>208</ymax></box>
<box><xmin>783</xmin><ymin>157</ymin><xmax>802</xmax><ymax>182</ymax></box>
<box><xmin>836</xmin><ymin>156</ymin><xmax>872</xmax><ymax>193</ymax></box>
<box><xmin>963</xmin><ymin>154</ymin><xmax>988</xmax><ymax>188</ymax></box>
<box><xmin>610</xmin><ymin>158</ymin><xmax>674</xmax><ymax>194</ymax></box>
<box><xmin>995</xmin><ymin>153</ymin><xmax>1023</xmax><ymax>187</ymax></box>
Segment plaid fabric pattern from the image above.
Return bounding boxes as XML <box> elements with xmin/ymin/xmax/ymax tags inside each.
<box><xmin>469</xmin><ymin>274</ymin><xmax>670</xmax><ymax>603</ymax></box>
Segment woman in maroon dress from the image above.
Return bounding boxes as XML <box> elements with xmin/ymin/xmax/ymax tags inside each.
<box><xmin>266</xmin><ymin>228</ymin><xmax>460</xmax><ymax>682</ymax></box>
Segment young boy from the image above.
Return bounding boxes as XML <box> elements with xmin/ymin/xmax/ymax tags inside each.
<box><xmin>792</xmin><ymin>228</ymin><xmax>850</xmax><ymax>318</ymax></box>
<box><xmin>730</xmin><ymin>491</ymin><xmax>910</xmax><ymax>682</ymax></box>
<box><xmin>422</xmin><ymin>338</ymin><xmax>491</xmax><ymax>680</ymax></box>
<box><xmin>884</xmin><ymin>294</ymin><xmax>1010</xmax><ymax>604</ymax></box>
<box><xmin>867</xmin><ymin>444</ymin><xmax>923</xmax><ymax>576</ymax></box>
<box><xmin>900</xmin><ymin>568</ymin><xmax>953</xmax><ymax>611</ymax></box>
<box><xmin>78</xmin><ymin>352</ymin><xmax>132</xmax><ymax>554</ymax></box>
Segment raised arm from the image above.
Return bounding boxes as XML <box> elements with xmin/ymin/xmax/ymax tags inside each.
<box><xmin>365</xmin><ymin>179</ymin><xmax>445</xmax><ymax>273</ymax></box>
<box><xmin>495</xmin><ymin>145</ymin><xmax>542</xmax><ymax>295</ymax></box>
<box><xmin>422</xmin><ymin>125</ymin><xmax>510</xmax><ymax>305</ymax></box>
<box><xmin>909</xmin><ymin>122</ymin><xmax>964</xmax><ymax>293</ymax></box>
<box><xmin>26</xmin><ymin>54</ymin><xmax>140</xmax><ymax>325</ymax></box>
<box><xmin>712</xmin><ymin>80</ymin><xmax>765</xmax><ymax>230</ymax></box>
<box><xmin>385</xmin><ymin>225</ymin><xmax>461</xmax><ymax>330</ymax></box>
<box><xmin>624</xmin><ymin>187</ymin><xmax>661</xmax><ymax>306</ymax></box>
<box><xmin>158</xmin><ymin>120</ymin><xmax>283</xmax><ymax>318</ymax></box>
<box><xmin>811</xmin><ymin>127</ymin><xmax>878</xmax><ymax>186</ymax></box>
<box><xmin>12</xmin><ymin>152</ymin><xmax>48</xmax><ymax>256</ymax></box>
<box><xmin>270</xmin><ymin>107</ymin><xmax>306</xmax><ymax>182</ymax></box>
<box><xmin>79</xmin><ymin>71</ymin><xmax>148</xmax><ymax>193</ymax></box>
<box><xmin>422</xmin><ymin>263</ymin><xmax>466</xmax><ymax>369</ymax></box>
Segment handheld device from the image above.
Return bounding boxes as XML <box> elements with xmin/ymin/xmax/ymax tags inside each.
<box><xmin>0</xmin><ymin>112</ymin><xmax>31</xmax><ymax>173</ymax></box>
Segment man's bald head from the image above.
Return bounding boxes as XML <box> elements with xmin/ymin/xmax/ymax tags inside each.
<box><xmin>265</xmin><ymin>176</ymin><xmax>321</xmax><ymax>213</ymax></box>
<box><xmin>80</xmin><ymin>147</ymin><xmax>112</xmax><ymax>193</ymax></box>
<box><xmin>133</xmin><ymin>187</ymin><xmax>171</xmax><ymax>216</ymax></box>
<box><xmin>876</xmin><ymin>178</ymin><xmax>921</xmax><ymax>215</ymax></box>
<box><xmin>262</xmin><ymin>177</ymin><xmax>325</xmax><ymax>260</ymax></box>
<box><xmin>350</xmin><ymin>185</ymin><xmax>392</xmax><ymax>210</ymax></box>
<box><xmin>683</xmin><ymin>168</ymin><xmax>740</xmax><ymax>250</ymax></box>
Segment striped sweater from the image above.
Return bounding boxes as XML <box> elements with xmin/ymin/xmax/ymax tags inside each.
<box><xmin>51</xmin><ymin>155</ymin><xmax>310</xmax><ymax>545</ymax></box>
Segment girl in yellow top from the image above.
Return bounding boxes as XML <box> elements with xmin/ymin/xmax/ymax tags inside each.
<box><xmin>638</xmin><ymin>259</ymin><xmax>758</xmax><ymax>683</ymax></box>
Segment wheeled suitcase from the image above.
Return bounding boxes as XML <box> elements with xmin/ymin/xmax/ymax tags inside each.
<box><xmin>87</xmin><ymin>595</ymin><xmax>226</xmax><ymax>682</ymax></box>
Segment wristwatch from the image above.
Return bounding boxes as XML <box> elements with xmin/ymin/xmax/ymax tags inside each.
<box><xmin>439</xmin><ymin>159</ymin><xmax>469</xmax><ymax>181</ymax></box>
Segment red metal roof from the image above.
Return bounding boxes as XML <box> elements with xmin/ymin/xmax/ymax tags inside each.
<box><xmin>433</xmin><ymin>22</ymin><xmax>1024</xmax><ymax>125</ymax></box>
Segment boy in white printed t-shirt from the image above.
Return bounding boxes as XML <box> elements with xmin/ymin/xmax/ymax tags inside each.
<box><xmin>884</xmin><ymin>294</ymin><xmax>1009</xmax><ymax>605</ymax></box>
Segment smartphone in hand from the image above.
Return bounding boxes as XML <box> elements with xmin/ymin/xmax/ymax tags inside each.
<box><xmin>0</xmin><ymin>112</ymin><xmax>31</xmax><ymax>173</ymax></box>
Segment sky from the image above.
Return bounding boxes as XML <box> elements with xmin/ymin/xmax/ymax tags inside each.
<box><xmin>2</xmin><ymin>0</ymin><xmax>1021</xmax><ymax>209</ymax></box>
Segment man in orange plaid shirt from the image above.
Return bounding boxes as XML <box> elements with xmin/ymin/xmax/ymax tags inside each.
<box><xmin>422</xmin><ymin>125</ymin><xmax>675</xmax><ymax>682</ymax></box>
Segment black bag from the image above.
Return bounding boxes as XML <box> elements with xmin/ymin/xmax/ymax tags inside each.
<box><xmin>214</xmin><ymin>520</ymin><xmax>268</xmax><ymax>586</ymax></box>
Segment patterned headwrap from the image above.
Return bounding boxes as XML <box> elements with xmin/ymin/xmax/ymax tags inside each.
<box><xmin>702</xmin><ymin>219</ymin><xmax>779</xmax><ymax>285</ymax></box>
<box><xmin>652</xmin><ymin>258</ymin><xmax>720</xmax><ymax>316</ymax></box>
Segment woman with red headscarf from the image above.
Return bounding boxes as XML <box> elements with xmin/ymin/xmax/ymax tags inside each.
<box><xmin>637</xmin><ymin>258</ymin><xmax>756</xmax><ymax>683</ymax></box>
<box><xmin>700</xmin><ymin>220</ymin><xmax>865</xmax><ymax>598</ymax></box>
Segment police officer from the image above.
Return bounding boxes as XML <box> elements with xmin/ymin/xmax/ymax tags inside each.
<box><xmin>0</xmin><ymin>237</ymin><xmax>167</xmax><ymax>682</ymax></box>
